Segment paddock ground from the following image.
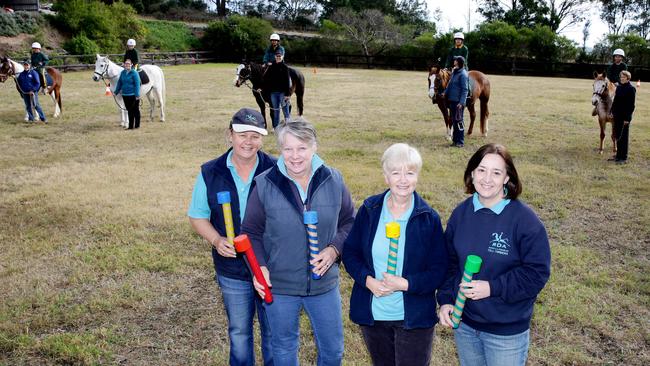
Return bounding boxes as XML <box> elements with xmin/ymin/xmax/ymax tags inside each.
<box><xmin>1</xmin><ymin>64</ymin><xmax>649</xmax><ymax>365</ymax></box>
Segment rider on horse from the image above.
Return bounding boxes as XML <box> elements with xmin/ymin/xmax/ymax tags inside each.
<box><xmin>607</xmin><ymin>49</ymin><xmax>627</xmax><ymax>85</ymax></box>
<box><xmin>124</xmin><ymin>39</ymin><xmax>140</xmax><ymax>70</ymax></box>
<box><xmin>445</xmin><ymin>32</ymin><xmax>468</xmax><ymax>70</ymax></box>
<box><xmin>263</xmin><ymin>33</ymin><xmax>285</xmax><ymax>66</ymax></box>
<box><xmin>30</xmin><ymin>42</ymin><xmax>49</xmax><ymax>94</ymax></box>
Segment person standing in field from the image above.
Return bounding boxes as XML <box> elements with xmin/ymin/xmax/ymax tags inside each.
<box><xmin>30</xmin><ymin>42</ymin><xmax>49</xmax><ymax>94</ymax></box>
<box><xmin>263</xmin><ymin>51</ymin><xmax>291</xmax><ymax>129</ymax></box>
<box><xmin>243</xmin><ymin>119</ymin><xmax>355</xmax><ymax>366</ymax></box>
<box><xmin>437</xmin><ymin>143</ymin><xmax>551</xmax><ymax>366</ymax></box>
<box><xmin>113</xmin><ymin>59</ymin><xmax>141</xmax><ymax>130</ymax></box>
<box><xmin>188</xmin><ymin>108</ymin><xmax>275</xmax><ymax>366</ymax></box>
<box><xmin>343</xmin><ymin>143</ymin><xmax>448</xmax><ymax>366</ymax></box>
<box><xmin>445</xmin><ymin>32</ymin><xmax>468</xmax><ymax>70</ymax></box>
<box><xmin>608</xmin><ymin>70</ymin><xmax>636</xmax><ymax>164</ymax></box>
<box><xmin>443</xmin><ymin>56</ymin><xmax>469</xmax><ymax>147</ymax></box>
<box><xmin>17</xmin><ymin>59</ymin><xmax>46</xmax><ymax>123</ymax></box>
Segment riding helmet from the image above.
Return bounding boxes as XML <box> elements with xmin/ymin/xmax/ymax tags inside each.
<box><xmin>127</xmin><ymin>39</ymin><xmax>136</xmax><ymax>46</ymax></box>
<box><xmin>270</xmin><ymin>33</ymin><xmax>280</xmax><ymax>41</ymax></box>
<box><xmin>31</xmin><ymin>42</ymin><xmax>41</xmax><ymax>49</ymax></box>
<box><xmin>453</xmin><ymin>32</ymin><xmax>464</xmax><ymax>40</ymax></box>
<box><xmin>612</xmin><ymin>48</ymin><xmax>625</xmax><ymax>57</ymax></box>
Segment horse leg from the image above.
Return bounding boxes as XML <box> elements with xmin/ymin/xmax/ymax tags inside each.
<box><xmin>255</xmin><ymin>92</ymin><xmax>268</xmax><ymax>128</ymax></box>
<box><xmin>480</xmin><ymin>97</ymin><xmax>489</xmax><ymax>137</ymax></box>
<box><xmin>598</xmin><ymin>119</ymin><xmax>605</xmax><ymax>154</ymax></box>
<box><xmin>467</xmin><ymin>101</ymin><xmax>477</xmax><ymax>136</ymax></box>
<box><xmin>610</xmin><ymin>122</ymin><xmax>617</xmax><ymax>154</ymax></box>
<box><xmin>147</xmin><ymin>91</ymin><xmax>155</xmax><ymax>122</ymax></box>
<box><xmin>436</xmin><ymin>98</ymin><xmax>452</xmax><ymax>141</ymax></box>
<box><xmin>156</xmin><ymin>87</ymin><xmax>165</xmax><ymax>122</ymax></box>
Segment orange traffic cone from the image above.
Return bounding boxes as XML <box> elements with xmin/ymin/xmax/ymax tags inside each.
<box><xmin>105</xmin><ymin>85</ymin><xmax>112</xmax><ymax>96</ymax></box>
<box><xmin>636</xmin><ymin>79</ymin><xmax>641</xmax><ymax>88</ymax></box>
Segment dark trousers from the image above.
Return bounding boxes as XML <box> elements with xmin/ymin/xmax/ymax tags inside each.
<box><xmin>613</xmin><ymin>118</ymin><xmax>630</xmax><ymax>161</ymax></box>
<box><xmin>123</xmin><ymin>95</ymin><xmax>141</xmax><ymax>129</ymax></box>
<box><xmin>361</xmin><ymin>321</ymin><xmax>435</xmax><ymax>366</ymax></box>
<box><xmin>448</xmin><ymin>101</ymin><xmax>465</xmax><ymax>145</ymax></box>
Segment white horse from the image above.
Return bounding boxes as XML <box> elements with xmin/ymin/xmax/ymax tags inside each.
<box><xmin>92</xmin><ymin>54</ymin><xmax>165</xmax><ymax>126</ymax></box>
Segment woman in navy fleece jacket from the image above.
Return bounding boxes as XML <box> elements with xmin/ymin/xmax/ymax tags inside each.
<box><xmin>437</xmin><ymin>143</ymin><xmax>551</xmax><ymax>366</ymax></box>
<box><xmin>343</xmin><ymin>143</ymin><xmax>447</xmax><ymax>366</ymax></box>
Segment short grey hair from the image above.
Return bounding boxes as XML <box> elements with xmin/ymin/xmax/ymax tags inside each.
<box><xmin>382</xmin><ymin>143</ymin><xmax>422</xmax><ymax>174</ymax></box>
<box><xmin>620</xmin><ymin>70</ymin><xmax>631</xmax><ymax>80</ymax></box>
<box><xmin>276</xmin><ymin>117</ymin><xmax>317</xmax><ymax>148</ymax></box>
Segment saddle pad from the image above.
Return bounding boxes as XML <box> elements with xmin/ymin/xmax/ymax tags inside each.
<box><xmin>139</xmin><ymin>70</ymin><xmax>149</xmax><ymax>84</ymax></box>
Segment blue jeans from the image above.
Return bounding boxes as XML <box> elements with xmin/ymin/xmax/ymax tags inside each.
<box><xmin>448</xmin><ymin>101</ymin><xmax>464</xmax><ymax>145</ymax></box>
<box><xmin>264</xmin><ymin>286</ymin><xmax>343</xmax><ymax>366</ymax></box>
<box><xmin>217</xmin><ymin>275</ymin><xmax>273</xmax><ymax>366</ymax></box>
<box><xmin>270</xmin><ymin>92</ymin><xmax>290</xmax><ymax>129</ymax></box>
<box><xmin>454</xmin><ymin>322</ymin><xmax>529</xmax><ymax>366</ymax></box>
<box><xmin>22</xmin><ymin>92</ymin><xmax>46</xmax><ymax>121</ymax></box>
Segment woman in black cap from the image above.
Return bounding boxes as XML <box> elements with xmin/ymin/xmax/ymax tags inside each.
<box><xmin>188</xmin><ymin>108</ymin><xmax>276</xmax><ymax>365</ymax></box>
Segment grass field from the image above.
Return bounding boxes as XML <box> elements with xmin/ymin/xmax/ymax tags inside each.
<box><xmin>1</xmin><ymin>63</ymin><xmax>649</xmax><ymax>365</ymax></box>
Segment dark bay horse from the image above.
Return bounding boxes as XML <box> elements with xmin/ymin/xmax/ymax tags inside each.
<box><xmin>234</xmin><ymin>62</ymin><xmax>305</xmax><ymax>126</ymax></box>
<box><xmin>0</xmin><ymin>56</ymin><xmax>63</xmax><ymax>118</ymax></box>
<box><xmin>428</xmin><ymin>65</ymin><xmax>490</xmax><ymax>139</ymax></box>
<box><xmin>592</xmin><ymin>71</ymin><xmax>616</xmax><ymax>154</ymax></box>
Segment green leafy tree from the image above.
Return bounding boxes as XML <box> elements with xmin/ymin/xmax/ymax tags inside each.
<box><xmin>327</xmin><ymin>8</ymin><xmax>402</xmax><ymax>59</ymax></box>
<box><xmin>201</xmin><ymin>15</ymin><xmax>273</xmax><ymax>61</ymax></box>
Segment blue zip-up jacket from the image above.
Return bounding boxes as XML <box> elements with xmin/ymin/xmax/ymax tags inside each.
<box><xmin>437</xmin><ymin>197</ymin><xmax>551</xmax><ymax>335</ymax></box>
<box><xmin>17</xmin><ymin>69</ymin><xmax>41</xmax><ymax>93</ymax></box>
<box><xmin>201</xmin><ymin>149</ymin><xmax>276</xmax><ymax>280</ymax></box>
<box><xmin>444</xmin><ymin>67</ymin><xmax>469</xmax><ymax>105</ymax></box>
<box><xmin>263</xmin><ymin>44</ymin><xmax>285</xmax><ymax>64</ymax></box>
<box><xmin>242</xmin><ymin>163</ymin><xmax>355</xmax><ymax>296</ymax></box>
<box><xmin>343</xmin><ymin>191</ymin><xmax>448</xmax><ymax>329</ymax></box>
<box><xmin>114</xmin><ymin>69</ymin><xmax>141</xmax><ymax>97</ymax></box>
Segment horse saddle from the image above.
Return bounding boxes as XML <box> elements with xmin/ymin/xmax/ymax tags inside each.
<box><xmin>139</xmin><ymin>70</ymin><xmax>150</xmax><ymax>84</ymax></box>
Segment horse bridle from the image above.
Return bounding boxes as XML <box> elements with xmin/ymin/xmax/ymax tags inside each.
<box><xmin>592</xmin><ymin>80</ymin><xmax>609</xmax><ymax>100</ymax></box>
<box><xmin>93</xmin><ymin>60</ymin><xmax>110</xmax><ymax>81</ymax></box>
<box><xmin>0</xmin><ymin>60</ymin><xmax>15</xmax><ymax>82</ymax></box>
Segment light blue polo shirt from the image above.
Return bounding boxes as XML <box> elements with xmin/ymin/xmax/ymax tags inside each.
<box><xmin>277</xmin><ymin>154</ymin><xmax>324</xmax><ymax>203</ymax></box>
<box><xmin>370</xmin><ymin>192</ymin><xmax>414</xmax><ymax>321</ymax></box>
<box><xmin>472</xmin><ymin>192</ymin><xmax>510</xmax><ymax>214</ymax></box>
<box><xmin>187</xmin><ymin>151</ymin><xmax>259</xmax><ymax>223</ymax></box>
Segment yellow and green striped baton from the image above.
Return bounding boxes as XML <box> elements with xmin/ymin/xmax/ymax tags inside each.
<box><xmin>451</xmin><ymin>255</ymin><xmax>483</xmax><ymax>329</ymax></box>
<box><xmin>385</xmin><ymin>222</ymin><xmax>400</xmax><ymax>275</ymax></box>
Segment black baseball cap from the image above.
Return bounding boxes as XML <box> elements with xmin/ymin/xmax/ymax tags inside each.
<box><xmin>22</xmin><ymin>59</ymin><xmax>30</xmax><ymax>65</ymax></box>
<box><xmin>230</xmin><ymin>108</ymin><xmax>268</xmax><ymax>135</ymax></box>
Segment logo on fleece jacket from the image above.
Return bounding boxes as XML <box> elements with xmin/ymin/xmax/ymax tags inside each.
<box><xmin>487</xmin><ymin>232</ymin><xmax>510</xmax><ymax>256</ymax></box>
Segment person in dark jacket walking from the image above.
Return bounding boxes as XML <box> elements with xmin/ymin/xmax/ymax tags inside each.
<box><xmin>263</xmin><ymin>51</ymin><xmax>291</xmax><ymax>129</ymax></box>
<box><xmin>243</xmin><ymin>119</ymin><xmax>355</xmax><ymax>366</ymax></box>
<box><xmin>17</xmin><ymin>60</ymin><xmax>46</xmax><ymax>123</ymax></box>
<box><xmin>113</xmin><ymin>59</ymin><xmax>141</xmax><ymax>130</ymax></box>
<box><xmin>609</xmin><ymin>70</ymin><xmax>636</xmax><ymax>164</ymax></box>
<box><xmin>188</xmin><ymin>108</ymin><xmax>275</xmax><ymax>366</ymax></box>
<box><xmin>342</xmin><ymin>143</ymin><xmax>447</xmax><ymax>366</ymax></box>
<box><xmin>123</xmin><ymin>39</ymin><xmax>140</xmax><ymax>70</ymax></box>
<box><xmin>443</xmin><ymin>56</ymin><xmax>469</xmax><ymax>147</ymax></box>
<box><xmin>437</xmin><ymin>143</ymin><xmax>551</xmax><ymax>366</ymax></box>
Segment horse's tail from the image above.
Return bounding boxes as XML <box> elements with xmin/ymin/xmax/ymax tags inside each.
<box><xmin>159</xmin><ymin>67</ymin><xmax>166</xmax><ymax>106</ymax></box>
<box><xmin>290</xmin><ymin>67</ymin><xmax>305</xmax><ymax>116</ymax></box>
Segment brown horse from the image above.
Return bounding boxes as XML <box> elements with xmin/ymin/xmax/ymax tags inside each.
<box><xmin>428</xmin><ymin>65</ymin><xmax>491</xmax><ymax>139</ymax></box>
<box><xmin>591</xmin><ymin>71</ymin><xmax>616</xmax><ymax>154</ymax></box>
<box><xmin>0</xmin><ymin>56</ymin><xmax>62</xmax><ymax>119</ymax></box>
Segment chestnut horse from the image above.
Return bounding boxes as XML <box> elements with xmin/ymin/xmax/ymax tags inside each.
<box><xmin>0</xmin><ymin>56</ymin><xmax>62</xmax><ymax>119</ymax></box>
<box><xmin>591</xmin><ymin>71</ymin><xmax>617</xmax><ymax>154</ymax></box>
<box><xmin>428</xmin><ymin>65</ymin><xmax>490</xmax><ymax>139</ymax></box>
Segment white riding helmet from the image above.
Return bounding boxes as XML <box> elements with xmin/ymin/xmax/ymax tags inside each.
<box><xmin>454</xmin><ymin>32</ymin><xmax>464</xmax><ymax>40</ymax></box>
<box><xmin>612</xmin><ymin>48</ymin><xmax>625</xmax><ymax>57</ymax></box>
<box><xmin>270</xmin><ymin>33</ymin><xmax>280</xmax><ymax>41</ymax></box>
<box><xmin>127</xmin><ymin>39</ymin><xmax>136</xmax><ymax>46</ymax></box>
<box><xmin>31</xmin><ymin>42</ymin><xmax>41</xmax><ymax>49</ymax></box>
